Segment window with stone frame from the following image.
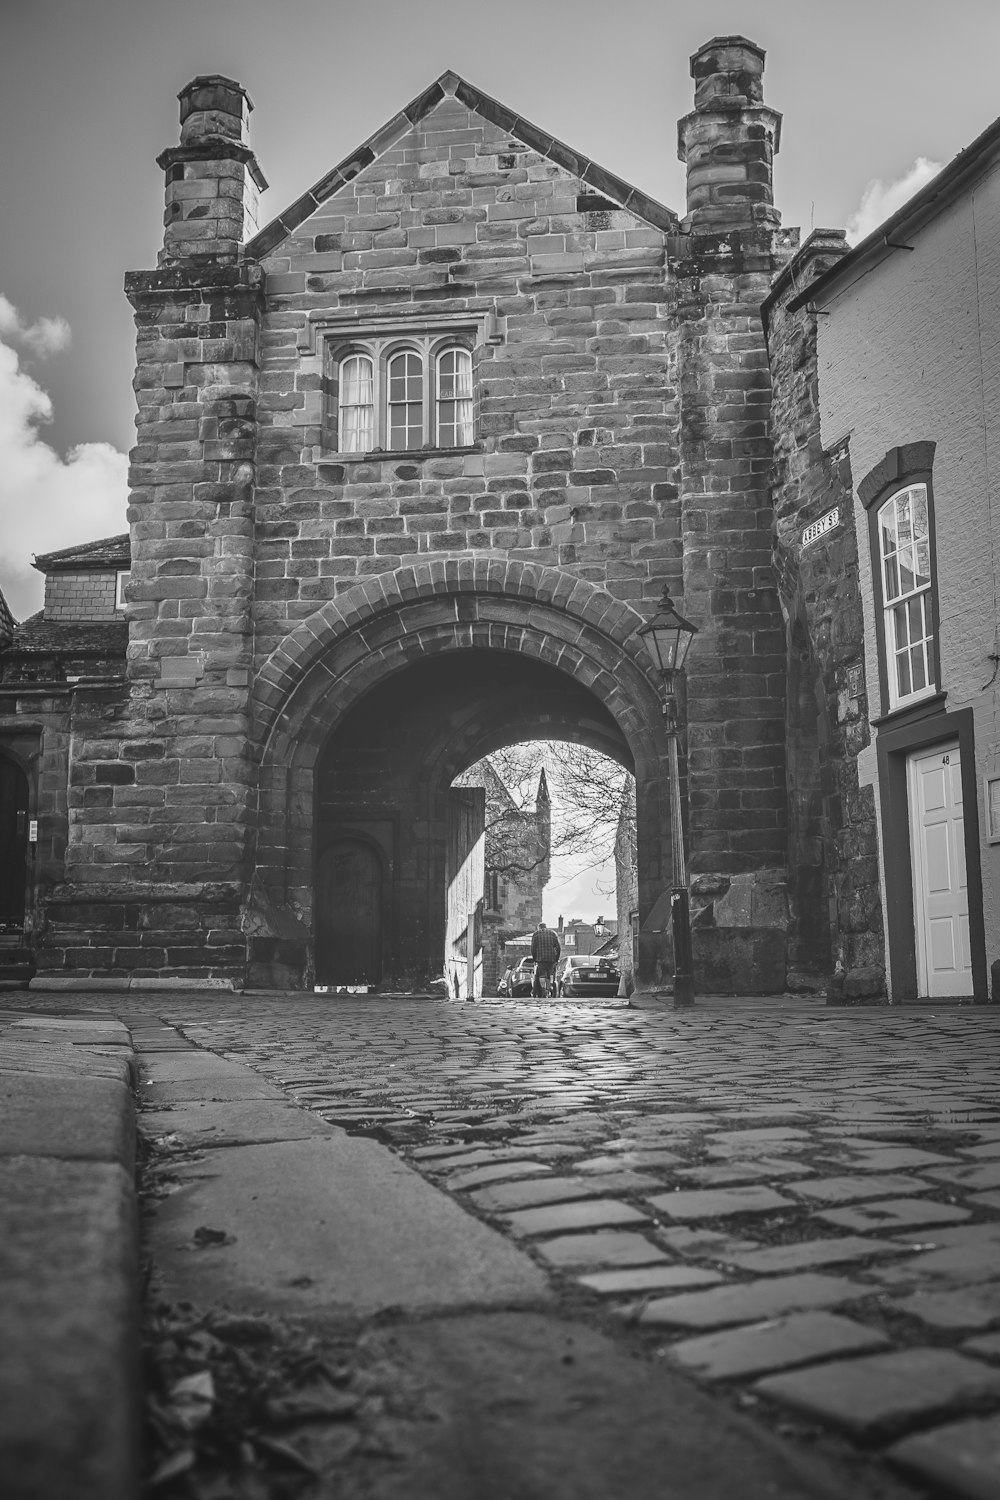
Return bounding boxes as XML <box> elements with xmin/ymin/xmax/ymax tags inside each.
<box><xmin>876</xmin><ymin>482</ymin><xmax>937</xmax><ymax>710</ymax></box>
<box><xmin>328</xmin><ymin>335</ymin><xmax>474</xmax><ymax>455</ymax></box>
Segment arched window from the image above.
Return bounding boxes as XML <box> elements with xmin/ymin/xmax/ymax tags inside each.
<box><xmin>387</xmin><ymin>350</ymin><xmax>423</xmax><ymax>451</ymax></box>
<box><xmin>436</xmin><ymin>347</ymin><xmax>473</xmax><ymax>447</ymax></box>
<box><xmin>338</xmin><ymin>353</ymin><xmax>374</xmax><ymax>453</ymax></box>
<box><xmin>878</xmin><ymin>483</ymin><xmax>935</xmax><ymax>709</ymax></box>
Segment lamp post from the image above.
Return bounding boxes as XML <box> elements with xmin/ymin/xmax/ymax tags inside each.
<box><xmin>638</xmin><ymin>588</ymin><xmax>699</xmax><ymax>1008</ymax></box>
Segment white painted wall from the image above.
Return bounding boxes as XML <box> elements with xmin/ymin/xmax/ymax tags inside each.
<box><xmin>816</xmin><ymin>162</ymin><xmax>1000</xmax><ymax>990</ymax></box>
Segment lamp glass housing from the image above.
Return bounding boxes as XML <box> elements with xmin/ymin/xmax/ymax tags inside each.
<box><xmin>638</xmin><ymin>591</ymin><xmax>698</xmax><ymax>676</ymax></box>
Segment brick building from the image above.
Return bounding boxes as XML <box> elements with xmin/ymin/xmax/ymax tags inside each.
<box><xmin>2</xmin><ymin>35</ymin><xmax>922</xmax><ymax>998</ymax></box>
<box><xmin>766</xmin><ymin>118</ymin><xmax>1000</xmax><ymax>1004</ymax></box>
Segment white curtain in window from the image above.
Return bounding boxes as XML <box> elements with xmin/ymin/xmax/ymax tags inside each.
<box><xmin>339</xmin><ymin>354</ymin><xmax>374</xmax><ymax>453</ymax></box>
<box><xmin>437</xmin><ymin>348</ymin><xmax>473</xmax><ymax>446</ymax></box>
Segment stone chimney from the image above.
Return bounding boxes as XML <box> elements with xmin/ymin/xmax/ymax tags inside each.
<box><xmin>157</xmin><ymin>75</ymin><xmax>268</xmax><ymax>264</ymax></box>
<box><xmin>677</xmin><ymin>36</ymin><xmax>781</xmax><ymax>232</ymax></box>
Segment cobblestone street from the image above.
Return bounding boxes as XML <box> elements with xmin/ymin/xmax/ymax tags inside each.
<box><xmin>134</xmin><ymin>991</ymin><xmax>1000</xmax><ymax>1497</ymax></box>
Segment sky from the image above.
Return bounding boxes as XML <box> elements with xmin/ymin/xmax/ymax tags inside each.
<box><xmin>2</xmin><ymin>0</ymin><xmax>998</xmax><ymax>914</ymax></box>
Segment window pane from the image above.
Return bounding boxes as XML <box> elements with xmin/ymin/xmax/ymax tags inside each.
<box><xmin>388</xmin><ymin>352</ymin><xmax>423</xmax><ymax>448</ymax></box>
<box><xmin>896</xmin><ymin>642</ymin><xmax>912</xmax><ymax>698</ymax></box>
<box><xmin>911</xmin><ymin>485</ymin><xmax>928</xmax><ymax>537</ymax></box>
<box><xmin>915</xmin><ymin>538</ymin><xmax>931</xmax><ymax>584</ymax></box>
<box><xmin>910</xmin><ymin>644</ymin><xmax>927</xmax><ymax>692</ymax></box>
<box><xmin>339</xmin><ymin>354</ymin><xmax>374</xmax><ymax>453</ymax></box>
<box><xmin>883</xmin><ymin>554</ymin><xmax>900</xmax><ymax>601</ymax></box>
<box><xmin>436</xmin><ymin>348</ymin><xmax>472</xmax><ymax>446</ymax></box>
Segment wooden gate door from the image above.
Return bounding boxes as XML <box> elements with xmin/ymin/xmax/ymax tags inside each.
<box><xmin>0</xmin><ymin>758</ymin><xmax>29</xmax><ymax>933</ymax></box>
<box><xmin>315</xmin><ymin>839</ymin><xmax>383</xmax><ymax>985</ymax></box>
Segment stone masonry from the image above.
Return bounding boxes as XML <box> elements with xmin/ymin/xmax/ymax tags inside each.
<box><xmin>10</xmin><ymin>40</ymin><xmax>818</xmax><ymax>992</ymax></box>
<box><xmin>764</xmin><ymin>232</ymin><xmax>886</xmax><ymax>1000</ymax></box>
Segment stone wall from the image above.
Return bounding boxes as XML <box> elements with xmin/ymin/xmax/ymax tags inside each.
<box><xmin>29</xmin><ymin>41</ymin><xmax>814</xmax><ymax>992</ymax></box>
<box><xmin>765</xmin><ymin>230</ymin><xmax>885</xmax><ymax>998</ymax></box>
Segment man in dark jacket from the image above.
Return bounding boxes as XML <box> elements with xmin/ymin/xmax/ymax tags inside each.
<box><xmin>530</xmin><ymin>921</ymin><xmax>561</xmax><ymax>998</ymax></box>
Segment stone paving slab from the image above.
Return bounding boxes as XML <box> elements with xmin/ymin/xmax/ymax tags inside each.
<box><xmin>448</xmin><ymin>1160</ymin><xmax>554</xmax><ymax>1190</ymax></box>
<box><xmin>925</xmin><ymin>1162</ymin><xmax>1000</xmax><ymax>1191</ymax></box>
<box><xmin>0</xmin><ymin>1039</ymin><xmax>133</xmax><ymax>1084</ymax></box>
<box><xmin>576</xmin><ymin>1264</ymin><xmax>726</xmax><ymax>1296</ymax></box>
<box><xmin>148</xmin><ymin>1136</ymin><xmax>552</xmax><ymax>1317</ymax></box>
<box><xmin>667</xmin><ymin>1312</ymin><xmax>890</xmax><ymax>1383</ymax></box>
<box><xmin>0</xmin><ymin>1072</ymin><xmax>134</xmax><ymax>1168</ymax></box>
<box><xmin>533</xmin><ymin>1232</ymin><xmax>669</xmax><ymax>1269</ymax></box>
<box><xmin>646</xmin><ymin>1185</ymin><xmax>794</xmax><ymax>1220</ymax></box>
<box><xmin>636</xmin><ymin>1274</ymin><xmax>866</xmax><ymax>1330</ymax></box>
<box><xmin>502</xmin><ymin>1198</ymin><xmax>649</xmax><ymax>1237</ymax></box>
<box><xmin>818</xmin><ymin>1198</ymin><xmax>972</xmax><ymax>1233</ymax></box>
<box><xmin>675</xmin><ymin>1158</ymin><xmax>806</xmax><ymax>1185</ymax></box>
<box><xmin>468</xmin><ymin>1172</ymin><xmax>661</xmax><ymax>1212</ymax></box>
<box><xmin>755</xmin><ymin>1348</ymin><xmax>1000</xmax><ymax>1441</ymax></box>
<box><xmin>717</xmin><ymin>1235</ymin><xmax>911</xmax><ymax>1276</ymax></box>
<box><xmin>140</xmin><ymin>1098</ymin><xmax>337</xmax><ymax>1147</ymax></box>
<box><xmin>894</xmin><ymin>1283</ymin><xmax>1000</xmax><ymax>1331</ymax></box>
<box><xmin>888</xmin><ymin>1413</ymin><xmax>1000</xmax><ymax>1500</ymax></box>
<box><xmin>657</xmin><ymin>1226</ymin><xmax>762</xmax><ymax>1259</ymax></box>
<box><xmin>0</xmin><ymin>1155</ymin><xmax>139</xmax><ymax>1500</ymax></box>
<box><xmin>574</xmin><ymin>1149</ymin><xmax>682</xmax><ymax>1172</ymax></box>
<box><xmin>784</xmin><ymin>1174</ymin><xmax>932</xmax><ymax>1204</ymax></box>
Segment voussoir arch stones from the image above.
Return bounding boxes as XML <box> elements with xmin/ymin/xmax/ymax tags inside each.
<box><xmin>253</xmin><ymin>561</ymin><xmax>663</xmax><ymax>760</ymax></box>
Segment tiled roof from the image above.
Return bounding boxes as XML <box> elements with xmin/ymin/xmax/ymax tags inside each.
<box><xmin>0</xmin><ymin>613</ymin><xmax>128</xmax><ymax>657</ymax></box>
<box><xmin>245</xmin><ymin>71</ymin><xmax>678</xmax><ymax>259</ymax></box>
<box><xmin>33</xmin><ymin>533</ymin><xmax>131</xmax><ymax>572</ymax></box>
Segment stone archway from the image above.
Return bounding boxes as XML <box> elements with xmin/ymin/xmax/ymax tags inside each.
<box><xmin>248</xmin><ymin>565</ymin><xmax>674</xmax><ymax>988</ymax></box>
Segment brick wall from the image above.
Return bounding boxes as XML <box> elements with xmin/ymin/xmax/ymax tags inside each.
<box><xmin>815</xmin><ymin>179</ymin><xmax>1000</xmax><ymax>987</ymax></box>
<box><xmin>45</xmin><ymin>571</ymin><xmax>119</xmax><ymax>621</ymax></box>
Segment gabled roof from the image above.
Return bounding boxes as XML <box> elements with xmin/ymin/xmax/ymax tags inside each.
<box><xmin>33</xmin><ymin>534</ymin><xmax>131</xmax><ymax>573</ymax></box>
<box><xmin>246</xmin><ymin>71</ymin><xmax>678</xmax><ymax>259</ymax></box>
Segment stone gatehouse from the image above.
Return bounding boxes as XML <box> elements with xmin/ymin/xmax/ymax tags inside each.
<box><xmin>1</xmin><ymin>37</ymin><xmax>880</xmax><ymax>996</ymax></box>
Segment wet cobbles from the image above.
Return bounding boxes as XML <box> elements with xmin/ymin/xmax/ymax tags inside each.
<box><xmin>153</xmin><ymin>994</ymin><xmax>1000</xmax><ymax>1498</ymax></box>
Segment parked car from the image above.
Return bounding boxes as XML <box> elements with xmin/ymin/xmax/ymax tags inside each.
<box><xmin>557</xmin><ymin>955</ymin><xmax>620</xmax><ymax>998</ymax></box>
<box><xmin>498</xmin><ymin>957</ymin><xmax>536</xmax><ymax>997</ymax></box>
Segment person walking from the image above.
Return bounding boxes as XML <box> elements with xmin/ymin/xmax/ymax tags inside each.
<box><xmin>530</xmin><ymin>920</ymin><xmax>561</xmax><ymax>998</ymax></box>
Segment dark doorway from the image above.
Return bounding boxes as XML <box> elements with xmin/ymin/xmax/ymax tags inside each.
<box><xmin>315</xmin><ymin>838</ymin><xmax>384</xmax><ymax>984</ymax></box>
<box><xmin>0</xmin><ymin>757</ymin><xmax>29</xmax><ymax>933</ymax></box>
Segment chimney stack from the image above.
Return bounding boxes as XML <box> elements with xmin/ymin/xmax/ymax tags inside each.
<box><xmin>677</xmin><ymin>37</ymin><xmax>781</xmax><ymax>233</ymax></box>
<box><xmin>157</xmin><ymin>75</ymin><xmax>267</xmax><ymax>264</ymax></box>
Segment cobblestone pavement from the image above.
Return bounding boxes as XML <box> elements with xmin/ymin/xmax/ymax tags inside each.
<box><xmin>144</xmin><ymin>992</ymin><xmax>1000</xmax><ymax>1497</ymax></box>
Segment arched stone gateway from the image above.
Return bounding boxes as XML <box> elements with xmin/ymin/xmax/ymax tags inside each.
<box><xmin>246</xmin><ymin>566</ymin><xmax>674</xmax><ymax>989</ymax></box>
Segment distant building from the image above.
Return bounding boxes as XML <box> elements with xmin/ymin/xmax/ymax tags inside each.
<box><xmin>455</xmin><ymin>758</ymin><xmax>551</xmax><ymax>993</ymax></box>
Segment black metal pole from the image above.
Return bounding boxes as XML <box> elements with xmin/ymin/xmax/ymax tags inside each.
<box><xmin>664</xmin><ymin>674</ymin><xmax>695</xmax><ymax>1007</ymax></box>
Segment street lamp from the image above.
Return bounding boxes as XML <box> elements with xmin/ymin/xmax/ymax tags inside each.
<box><xmin>638</xmin><ymin>588</ymin><xmax>699</xmax><ymax>1008</ymax></box>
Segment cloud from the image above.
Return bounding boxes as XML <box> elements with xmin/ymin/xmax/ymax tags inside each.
<box><xmin>845</xmin><ymin>157</ymin><xmax>942</xmax><ymax>245</ymax></box>
<box><xmin>0</xmin><ymin>299</ymin><xmax>128</xmax><ymax>621</ymax></box>
<box><xmin>0</xmin><ymin>293</ymin><xmax>71</xmax><ymax>358</ymax></box>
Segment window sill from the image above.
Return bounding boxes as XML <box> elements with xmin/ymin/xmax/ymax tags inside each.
<box><xmin>871</xmin><ymin>689</ymin><xmax>947</xmax><ymax>729</ymax></box>
<box><xmin>319</xmin><ymin>444</ymin><xmax>483</xmax><ymax>464</ymax></box>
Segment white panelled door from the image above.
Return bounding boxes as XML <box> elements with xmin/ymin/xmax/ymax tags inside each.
<box><xmin>907</xmin><ymin>742</ymin><xmax>972</xmax><ymax>997</ymax></box>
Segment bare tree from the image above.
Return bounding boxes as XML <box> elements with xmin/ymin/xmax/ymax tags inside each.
<box><xmin>462</xmin><ymin>741</ymin><xmax>635</xmax><ymax>884</ymax></box>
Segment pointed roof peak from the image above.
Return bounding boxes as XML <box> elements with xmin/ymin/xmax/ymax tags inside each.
<box><xmin>536</xmin><ymin>767</ymin><xmax>550</xmax><ymax>804</ymax></box>
<box><xmin>245</xmin><ymin>69</ymin><xmax>678</xmax><ymax>260</ymax></box>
